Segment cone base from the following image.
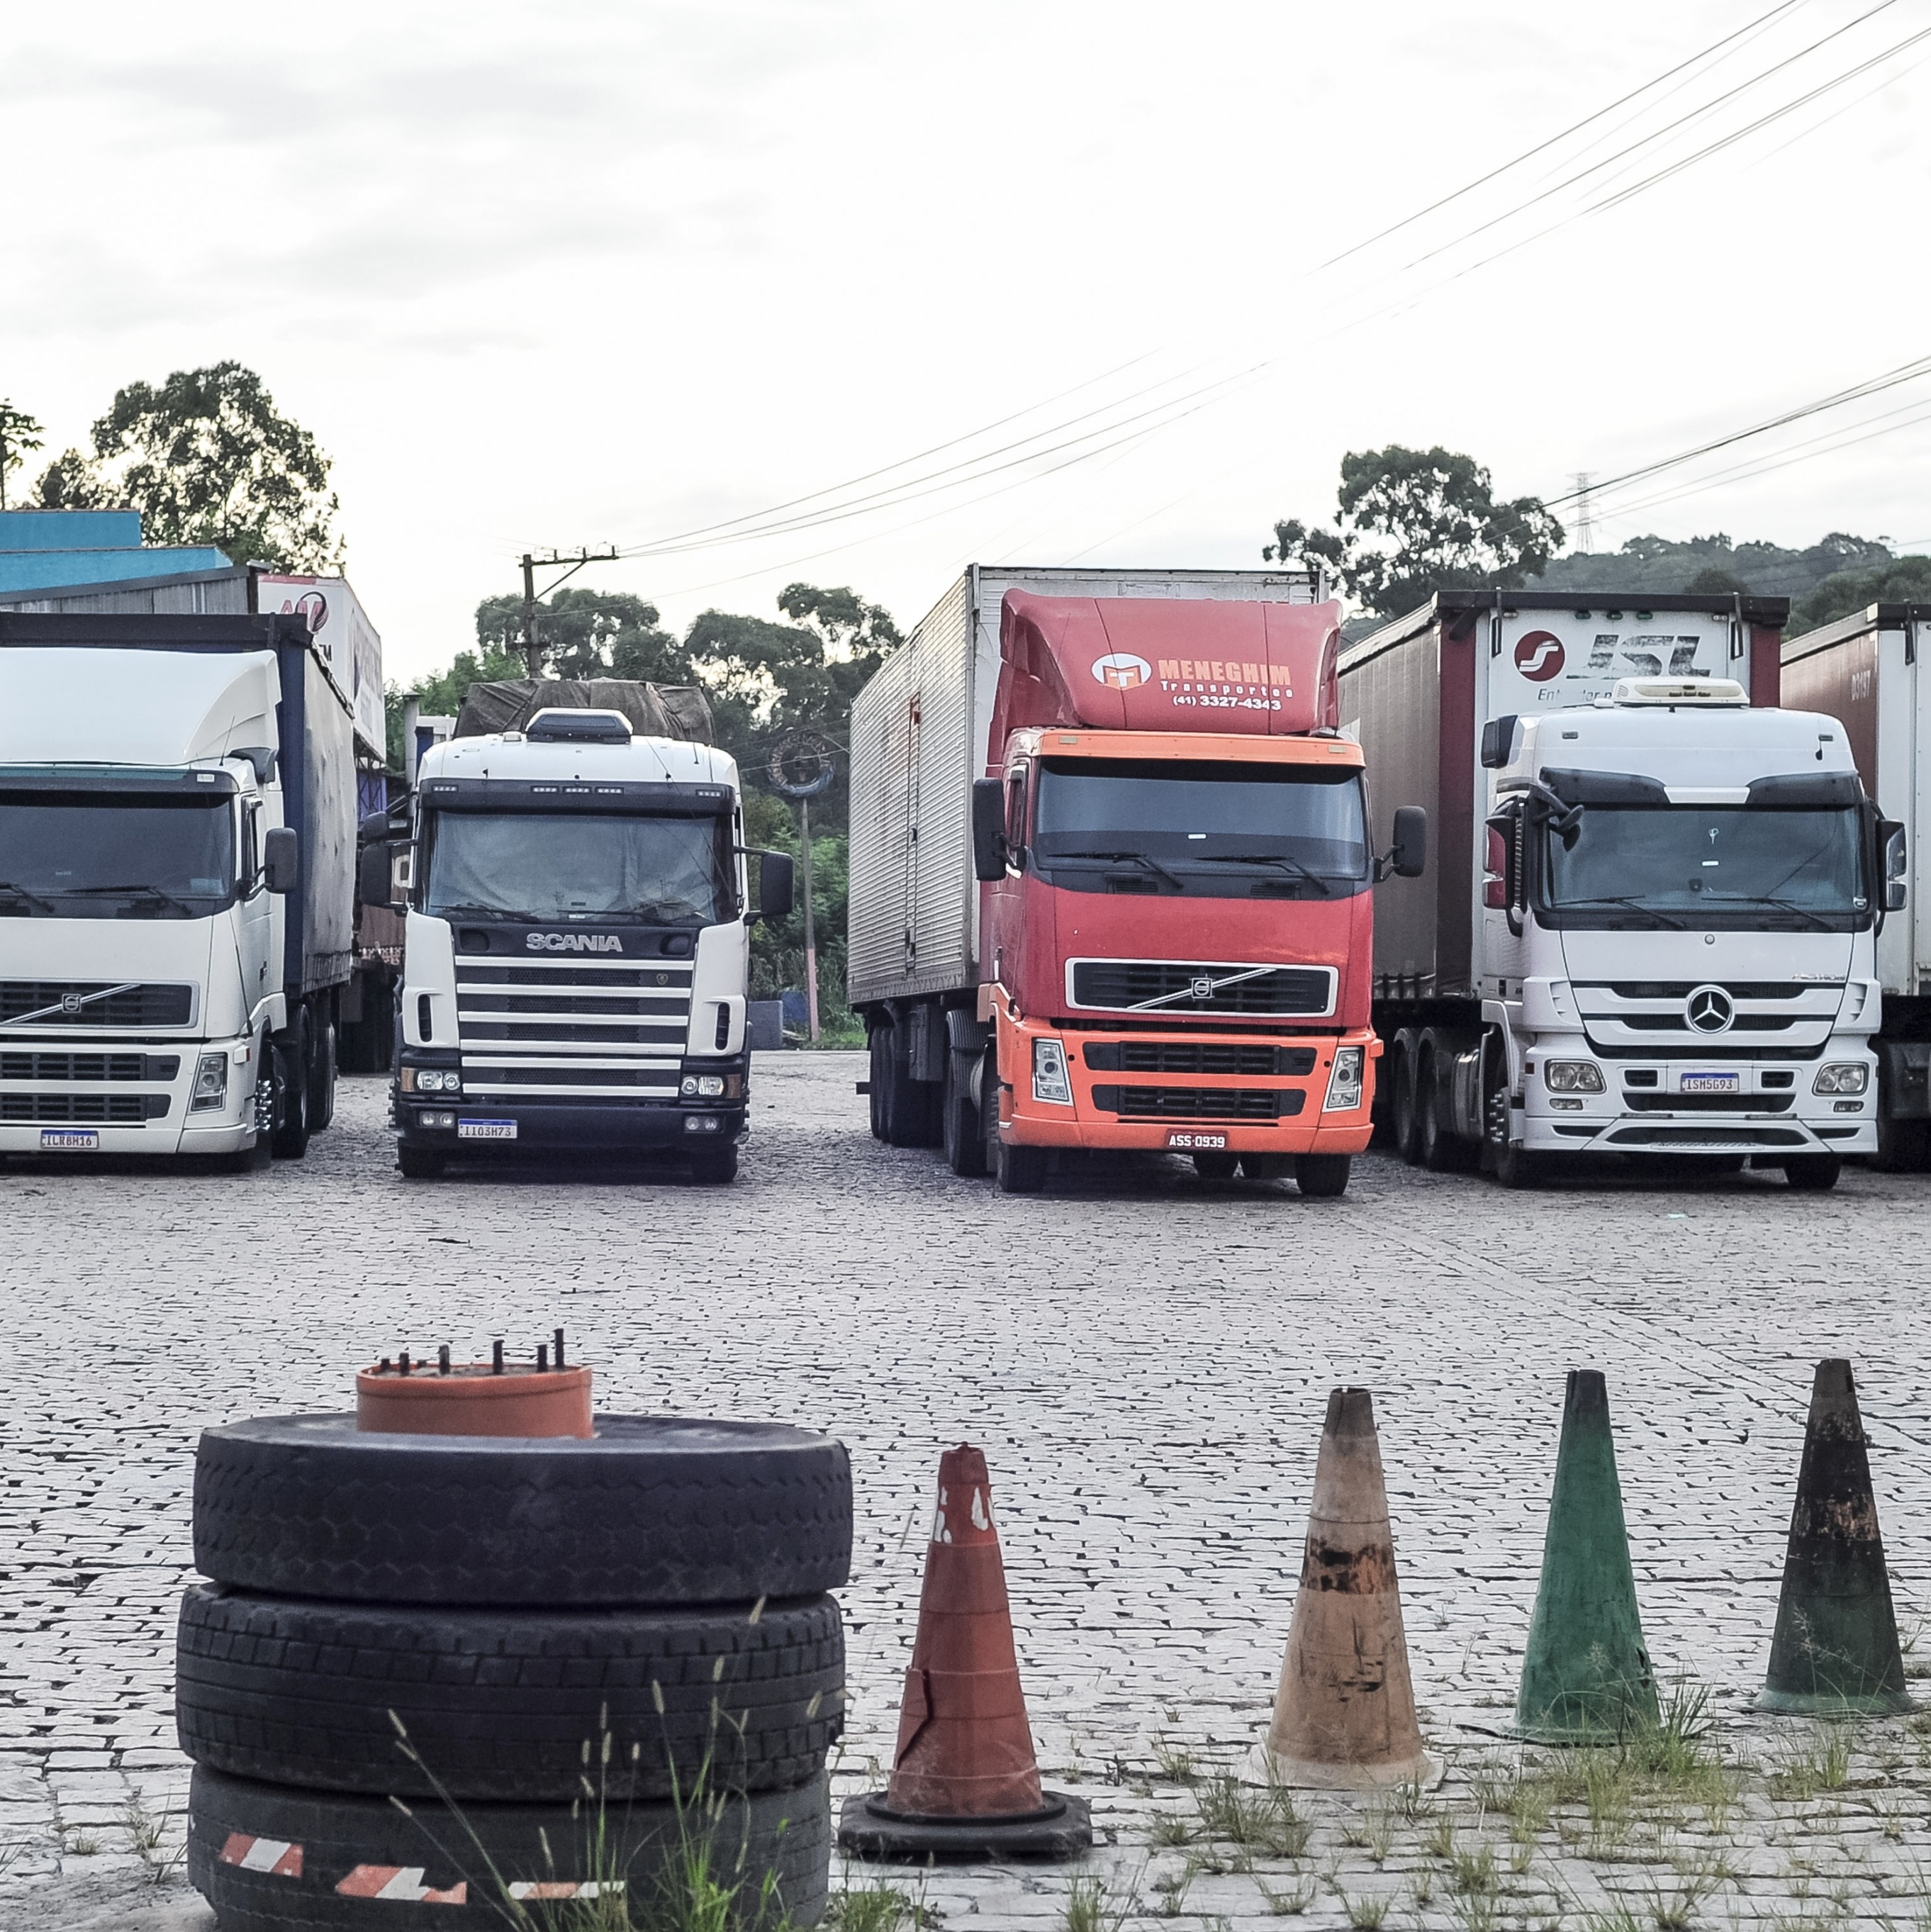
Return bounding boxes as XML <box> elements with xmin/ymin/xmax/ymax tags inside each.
<box><xmin>1757</xmin><ymin>1686</ymin><xmax>1913</xmax><ymax>1717</ymax></box>
<box><xmin>836</xmin><ymin>1789</ymin><xmax>1092</xmax><ymax>1862</ymax></box>
<box><xmin>1254</xmin><ymin>1745</ymin><xmax>1441</xmax><ymax>1793</ymax></box>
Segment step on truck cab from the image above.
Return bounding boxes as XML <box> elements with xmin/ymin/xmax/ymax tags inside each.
<box><xmin>847</xmin><ymin>566</ymin><xmax>1426</xmax><ymax>1197</ymax></box>
<box><xmin>0</xmin><ymin>611</ymin><xmax>357</xmax><ymax>1166</ymax></box>
<box><xmin>371</xmin><ymin>703</ymin><xmax>793</xmax><ymax>1183</ymax></box>
<box><xmin>1344</xmin><ymin>591</ymin><xmax>1894</xmax><ymax>1189</ymax></box>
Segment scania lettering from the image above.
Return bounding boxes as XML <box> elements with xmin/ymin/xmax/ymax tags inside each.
<box><xmin>1343</xmin><ymin>591</ymin><xmax>1887</xmax><ymax>1189</ymax></box>
<box><xmin>373</xmin><ymin>703</ymin><xmax>792</xmax><ymax>1183</ymax></box>
<box><xmin>846</xmin><ymin>566</ymin><xmax>1426</xmax><ymax>1197</ymax></box>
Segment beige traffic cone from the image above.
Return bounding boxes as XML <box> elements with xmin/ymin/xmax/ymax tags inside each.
<box><xmin>1263</xmin><ymin>1387</ymin><xmax>1436</xmax><ymax>1788</ymax></box>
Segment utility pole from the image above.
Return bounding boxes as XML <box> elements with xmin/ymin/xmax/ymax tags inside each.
<box><xmin>517</xmin><ymin>547</ymin><xmax>620</xmax><ymax>678</ymax></box>
<box><xmin>1571</xmin><ymin>473</ymin><xmax>1594</xmax><ymax>555</ymax></box>
<box><xmin>799</xmin><ymin>795</ymin><xmax>819</xmax><ymax>1042</ymax></box>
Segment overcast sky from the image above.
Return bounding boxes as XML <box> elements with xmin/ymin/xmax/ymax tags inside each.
<box><xmin>6</xmin><ymin>1</ymin><xmax>1929</xmax><ymax>683</ymax></box>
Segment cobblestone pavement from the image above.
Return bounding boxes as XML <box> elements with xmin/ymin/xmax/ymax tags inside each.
<box><xmin>5</xmin><ymin>1053</ymin><xmax>1931</xmax><ymax>1929</ymax></box>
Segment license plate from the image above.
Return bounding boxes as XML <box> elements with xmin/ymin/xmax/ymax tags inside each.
<box><xmin>1681</xmin><ymin>1073</ymin><xmax>1740</xmax><ymax>1095</ymax></box>
<box><xmin>1167</xmin><ymin>1131</ymin><xmax>1227</xmax><ymax>1150</ymax></box>
<box><xmin>457</xmin><ymin>1119</ymin><xmax>517</xmax><ymax>1141</ymax></box>
<box><xmin>39</xmin><ymin>1128</ymin><xmax>99</xmax><ymax>1152</ymax></box>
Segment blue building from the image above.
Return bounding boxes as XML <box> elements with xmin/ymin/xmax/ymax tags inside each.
<box><xmin>0</xmin><ymin>508</ymin><xmax>233</xmax><ymax>595</ymax></box>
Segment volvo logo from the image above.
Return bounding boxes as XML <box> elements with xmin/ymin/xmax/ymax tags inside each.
<box><xmin>526</xmin><ymin>932</ymin><xmax>624</xmax><ymax>953</ymax></box>
<box><xmin>1686</xmin><ymin>985</ymin><xmax>1734</xmax><ymax>1033</ymax></box>
<box><xmin>60</xmin><ymin>993</ymin><xmax>84</xmax><ymax>1015</ymax></box>
<box><xmin>1191</xmin><ymin>976</ymin><xmax>1214</xmax><ymax>999</ymax></box>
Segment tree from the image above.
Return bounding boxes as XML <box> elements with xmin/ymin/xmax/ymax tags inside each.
<box><xmin>33</xmin><ymin>448</ymin><xmax>113</xmax><ymax>510</ymax></box>
<box><xmin>62</xmin><ymin>362</ymin><xmax>342</xmax><ymax>569</ymax></box>
<box><xmin>1790</xmin><ymin>554</ymin><xmax>1931</xmax><ymax>636</ymax></box>
<box><xmin>0</xmin><ymin>400</ymin><xmax>43</xmax><ymax>511</ymax></box>
<box><xmin>1267</xmin><ymin>445</ymin><xmax>1564</xmax><ymax>620</ymax></box>
<box><xmin>473</xmin><ymin>587</ymin><xmax>689</xmax><ymax>683</ymax></box>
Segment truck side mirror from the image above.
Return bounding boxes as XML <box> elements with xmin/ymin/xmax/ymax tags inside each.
<box><xmin>759</xmin><ymin>851</ymin><xmax>795</xmax><ymax>922</ymax></box>
<box><xmin>1479</xmin><ymin>716</ymin><xmax>1518</xmax><ymax>769</ymax></box>
<box><xmin>972</xmin><ymin>778</ymin><xmax>1009</xmax><ymax>881</ymax></box>
<box><xmin>1387</xmin><ymin>806</ymin><xmax>1427</xmax><ymax>880</ymax></box>
<box><xmin>1883</xmin><ymin>820</ymin><xmax>1908</xmax><ymax>910</ymax></box>
<box><xmin>358</xmin><ymin>841</ymin><xmax>395</xmax><ymax>908</ymax></box>
<box><xmin>263</xmin><ymin>826</ymin><xmax>299</xmax><ymax>895</ymax></box>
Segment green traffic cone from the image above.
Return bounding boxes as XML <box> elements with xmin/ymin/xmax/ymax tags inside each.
<box><xmin>1516</xmin><ymin>1369</ymin><xmax>1659</xmax><ymax>1742</ymax></box>
<box><xmin>1760</xmin><ymin>1358</ymin><xmax>1910</xmax><ymax>1715</ymax></box>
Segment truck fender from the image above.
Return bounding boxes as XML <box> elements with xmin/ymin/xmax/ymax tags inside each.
<box><xmin>1479</xmin><ymin>1000</ymin><xmax>1526</xmax><ymax>1098</ymax></box>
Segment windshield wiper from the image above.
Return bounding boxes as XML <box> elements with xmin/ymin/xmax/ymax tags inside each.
<box><xmin>1740</xmin><ymin>895</ymin><xmax>1837</xmax><ymax>932</ymax></box>
<box><xmin>0</xmin><ymin>881</ymin><xmax>59</xmax><ymax>913</ymax></box>
<box><xmin>1555</xmin><ymin>895</ymin><xmax>1685</xmax><ymax>929</ymax></box>
<box><xmin>1056</xmin><ymin>849</ymin><xmax>1186</xmax><ymax>891</ymax></box>
<box><xmin>1192</xmin><ymin>853</ymin><xmax>1333</xmax><ymax>895</ymax></box>
<box><xmin>62</xmin><ymin>882</ymin><xmax>199</xmax><ymax>917</ymax></box>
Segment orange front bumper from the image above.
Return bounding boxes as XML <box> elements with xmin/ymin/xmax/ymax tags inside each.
<box><xmin>994</xmin><ymin>1008</ymin><xmax>1379</xmax><ymax>1154</ymax></box>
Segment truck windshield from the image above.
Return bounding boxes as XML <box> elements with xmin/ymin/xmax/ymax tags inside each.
<box><xmin>1031</xmin><ymin>758</ymin><xmax>1370</xmax><ymax>895</ymax></box>
<box><xmin>423</xmin><ymin>812</ymin><xmax>733</xmax><ymax>924</ymax></box>
<box><xmin>1543</xmin><ymin>805</ymin><xmax>1866</xmax><ymax>930</ymax></box>
<box><xmin>0</xmin><ymin>791</ymin><xmax>235</xmax><ymax>918</ymax></box>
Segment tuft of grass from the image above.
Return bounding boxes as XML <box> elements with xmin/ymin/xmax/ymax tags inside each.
<box><xmin>1767</xmin><ymin>1726</ymin><xmax>1852</xmax><ymax>1802</ymax></box>
<box><xmin>1063</xmin><ymin>1873</ymin><xmax>1134</xmax><ymax>1932</ymax></box>
<box><xmin>1578</xmin><ymin>1903</ymin><xmax>1647</xmax><ymax>1932</ymax></box>
<box><xmin>1449</xmin><ymin>1841</ymin><xmax>1499</xmax><ymax>1899</ymax></box>
<box><xmin>825</xmin><ymin>1880</ymin><xmax>936</xmax><ymax>1932</ymax></box>
<box><xmin>1152</xmin><ymin>1741</ymin><xmax>1199</xmax><ymax>1785</ymax></box>
<box><xmin>1258</xmin><ymin>1875</ymin><xmax>1317</xmax><ymax>1916</ymax></box>
<box><xmin>1193</xmin><ymin>1775</ymin><xmax>1311</xmax><ymax>1859</ymax></box>
<box><xmin>1450</xmin><ymin>1889</ymin><xmax>1500</xmax><ymax>1932</ymax></box>
<box><xmin>1333</xmin><ymin>1885</ymin><xmax>1393</xmax><ymax>1930</ymax></box>
<box><xmin>1425</xmin><ymin>1815</ymin><xmax>1460</xmax><ymax>1863</ymax></box>
<box><xmin>65</xmin><ymin>1830</ymin><xmax>100</xmax><ymax>1857</ymax></box>
<box><xmin>1148</xmin><ymin>1811</ymin><xmax>1192</xmax><ymax>1848</ymax></box>
<box><xmin>120</xmin><ymin>1797</ymin><xmax>164</xmax><ymax>1854</ymax></box>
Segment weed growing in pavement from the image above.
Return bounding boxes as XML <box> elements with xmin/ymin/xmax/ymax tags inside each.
<box><xmin>1425</xmin><ymin>1815</ymin><xmax>1460</xmax><ymax>1863</ymax></box>
<box><xmin>1575</xmin><ymin>1901</ymin><xmax>1646</xmax><ymax>1932</ymax></box>
<box><xmin>1768</xmin><ymin>1727</ymin><xmax>1853</xmax><ymax>1802</ymax></box>
<box><xmin>1448</xmin><ymin>1887</ymin><xmax>1500</xmax><ymax>1932</ymax></box>
<box><xmin>1152</xmin><ymin>1740</ymin><xmax>1198</xmax><ymax>1785</ymax></box>
<box><xmin>120</xmin><ymin>1797</ymin><xmax>163</xmax><ymax>1854</ymax></box>
<box><xmin>1147</xmin><ymin>1810</ymin><xmax>1192</xmax><ymax>1848</ymax></box>
<box><xmin>1449</xmin><ymin>1840</ymin><xmax>1499</xmax><ymax>1899</ymax></box>
<box><xmin>824</xmin><ymin>1878</ymin><xmax>939</xmax><ymax>1932</ymax></box>
<box><xmin>1258</xmin><ymin>1875</ymin><xmax>1317</xmax><ymax>1916</ymax></box>
<box><xmin>1331</xmin><ymin>1882</ymin><xmax>1392</xmax><ymax>1929</ymax></box>
<box><xmin>65</xmin><ymin>1830</ymin><xmax>99</xmax><ymax>1856</ymax></box>
<box><xmin>1148</xmin><ymin>1858</ymin><xmax>1194</xmax><ymax>1919</ymax></box>
<box><xmin>1061</xmin><ymin>1872</ymin><xmax>1135</xmax><ymax>1932</ymax></box>
<box><xmin>1645</xmin><ymin>1858</ymin><xmax>1723</xmax><ymax>1932</ymax></box>
<box><xmin>1193</xmin><ymin>1775</ymin><xmax>1311</xmax><ymax>1858</ymax></box>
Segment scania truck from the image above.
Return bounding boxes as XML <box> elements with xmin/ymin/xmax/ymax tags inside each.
<box><xmin>1341</xmin><ymin>590</ymin><xmax>1896</xmax><ymax>1189</ymax></box>
<box><xmin>846</xmin><ymin>566</ymin><xmax>1426</xmax><ymax>1197</ymax></box>
<box><xmin>1781</xmin><ymin>601</ymin><xmax>1927</xmax><ymax>1168</ymax></box>
<box><xmin>368</xmin><ymin>699</ymin><xmax>792</xmax><ymax>1183</ymax></box>
<box><xmin>0</xmin><ymin>610</ymin><xmax>357</xmax><ymax>1167</ymax></box>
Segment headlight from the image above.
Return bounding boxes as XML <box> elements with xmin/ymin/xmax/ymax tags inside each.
<box><xmin>1813</xmin><ymin>1063</ymin><xmax>1869</xmax><ymax>1095</ymax></box>
<box><xmin>1031</xmin><ymin>1037</ymin><xmax>1073</xmax><ymax>1105</ymax></box>
<box><xmin>1545</xmin><ymin>1061</ymin><xmax>1605</xmax><ymax>1093</ymax></box>
<box><xmin>1323</xmin><ymin>1045</ymin><xmax>1365</xmax><ymax>1112</ymax></box>
<box><xmin>190</xmin><ymin>1051</ymin><xmax>229</xmax><ymax>1112</ymax></box>
<box><xmin>681</xmin><ymin>1075</ymin><xmax>727</xmax><ymax>1098</ymax></box>
<box><xmin>418</xmin><ymin>1110</ymin><xmax>456</xmax><ymax>1129</ymax></box>
<box><xmin>410</xmin><ymin>1068</ymin><xmax>461</xmax><ymax>1093</ymax></box>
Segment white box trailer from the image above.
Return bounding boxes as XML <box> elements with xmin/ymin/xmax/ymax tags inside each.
<box><xmin>1781</xmin><ymin>602</ymin><xmax>1929</xmax><ymax>1165</ymax></box>
<box><xmin>846</xmin><ymin>564</ymin><xmax>1326</xmax><ymax>1010</ymax></box>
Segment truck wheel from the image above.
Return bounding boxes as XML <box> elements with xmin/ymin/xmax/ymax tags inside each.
<box><xmin>268</xmin><ymin>1027</ymin><xmax>310</xmax><ymax>1161</ymax></box>
<box><xmin>867</xmin><ymin>1025</ymin><xmax>890</xmax><ymax>1141</ymax></box>
<box><xmin>1392</xmin><ymin>1042</ymin><xmax>1421</xmax><ymax>1165</ymax></box>
<box><xmin>690</xmin><ymin>1145</ymin><xmax>739</xmax><ymax>1184</ymax></box>
<box><xmin>1192</xmin><ymin>1151</ymin><xmax>1238</xmax><ymax>1180</ymax></box>
<box><xmin>994</xmin><ymin>1137</ymin><xmax>1048</xmax><ymax>1194</ymax></box>
<box><xmin>1295</xmin><ymin>1154</ymin><xmax>1351</xmax><ymax>1197</ymax></box>
<box><xmin>943</xmin><ymin>1050</ymin><xmax>987</xmax><ymax>1176</ymax></box>
<box><xmin>396</xmin><ymin>1144</ymin><xmax>445</xmax><ymax>1180</ymax></box>
<box><xmin>306</xmin><ymin>1016</ymin><xmax>337</xmax><ymax>1132</ymax></box>
<box><xmin>1417</xmin><ymin>1056</ymin><xmax>1455</xmax><ymax>1171</ymax></box>
<box><xmin>1484</xmin><ymin>1038</ymin><xmax>1541</xmax><ymax>1188</ymax></box>
<box><xmin>1782</xmin><ymin>1154</ymin><xmax>1842</xmax><ymax>1191</ymax></box>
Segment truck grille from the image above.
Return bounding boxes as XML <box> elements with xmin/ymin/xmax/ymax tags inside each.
<box><xmin>0</xmin><ymin>1052</ymin><xmax>179</xmax><ymax>1082</ymax></box>
<box><xmin>1068</xmin><ymin>960</ymin><xmax>1334</xmax><ymax>1017</ymax></box>
<box><xmin>1082</xmin><ymin>1041</ymin><xmax>1317</xmax><ymax>1076</ymax></box>
<box><xmin>1623</xmin><ymin>1093</ymin><xmax>1795</xmax><ymax>1114</ymax></box>
<box><xmin>1090</xmin><ymin>1085</ymin><xmax>1304</xmax><ymax>1120</ymax></box>
<box><xmin>0</xmin><ymin>982</ymin><xmax>194</xmax><ymax>1027</ymax></box>
<box><xmin>1</xmin><ymin>1093</ymin><xmax>167</xmax><ymax>1123</ymax></box>
<box><xmin>454</xmin><ymin>957</ymin><xmax>689</xmax><ymax>1100</ymax></box>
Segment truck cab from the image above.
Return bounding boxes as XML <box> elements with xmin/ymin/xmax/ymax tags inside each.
<box><xmin>384</xmin><ymin>708</ymin><xmax>791</xmax><ymax>1183</ymax></box>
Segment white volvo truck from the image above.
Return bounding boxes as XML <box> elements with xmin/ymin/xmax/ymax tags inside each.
<box><xmin>0</xmin><ymin>611</ymin><xmax>356</xmax><ymax>1167</ymax></box>
<box><xmin>1343</xmin><ymin>591</ymin><xmax>1896</xmax><ymax>1188</ymax></box>
<box><xmin>371</xmin><ymin>705</ymin><xmax>792</xmax><ymax>1183</ymax></box>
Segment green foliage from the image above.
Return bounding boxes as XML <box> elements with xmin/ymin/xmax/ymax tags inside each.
<box><xmin>1789</xmin><ymin>554</ymin><xmax>1931</xmax><ymax>635</ymax></box>
<box><xmin>1268</xmin><ymin>445</ymin><xmax>1564</xmax><ymax>620</ymax></box>
<box><xmin>1537</xmin><ymin>530</ymin><xmax>1890</xmax><ymax>599</ymax></box>
<box><xmin>43</xmin><ymin>362</ymin><xmax>342</xmax><ymax>569</ymax></box>
<box><xmin>0</xmin><ymin>399</ymin><xmax>45</xmax><ymax>510</ymax></box>
<box><xmin>476</xmin><ymin>588</ymin><xmax>690</xmax><ymax>684</ymax></box>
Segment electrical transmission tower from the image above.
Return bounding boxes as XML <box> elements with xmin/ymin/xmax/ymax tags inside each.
<box><xmin>1570</xmin><ymin>473</ymin><xmax>1595</xmax><ymax>555</ymax></box>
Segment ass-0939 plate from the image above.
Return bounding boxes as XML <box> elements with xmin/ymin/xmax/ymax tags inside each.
<box><xmin>456</xmin><ymin>1119</ymin><xmax>517</xmax><ymax>1141</ymax></box>
<box><xmin>1166</xmin><ymin>1130</ymin><xmax>1227</xmax><ymax>1151</ymax></box>
<box><xmin>39</xmin><ymin>1128</ymin><xmax>99</xmax><ymax>1151</ymax></box>
<box><xmin>1681</xmin><ymin>1072</ymin><xmax>1741</xmax><ymax>1095</ymax></box>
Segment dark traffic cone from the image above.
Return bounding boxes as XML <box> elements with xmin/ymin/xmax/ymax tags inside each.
<box><xmin>1263</xmin><ymin>1388</ymin><xmax>1437</xmax><ymax>1788</ymax></box>
<box><xmin>838</xmin><ymin>1444</ymin><xmax>1090</xmax><ymax>1860</ymax></box>
<box><xmin>1760</xmin><ymin>1359</ymin><xmax>1910</xmax><ymax>1716</ymax></box>
<box><xmin>1516</xmin><ymin>1370</ymin><xmax>1658</xmax><ymax>1741</ymax></box>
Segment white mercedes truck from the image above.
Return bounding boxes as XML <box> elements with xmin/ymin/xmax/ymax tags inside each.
<box><xmin>371</xmin><ymin>704</ymin><xmax>793</xmax><ymax>1183</ymax></box>
<box><xmin>1343</xmin><ymin>591</ymin><xmax>1896</xmax><ymax>1189</ymax></box>
<box><xmin>0</xmin><ymin>611</ymin><xmax>357</xmax><ymax>1168</ymax></box>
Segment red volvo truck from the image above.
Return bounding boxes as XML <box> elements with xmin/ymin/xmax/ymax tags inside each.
<box><xmin>846</xmin><ymin>566</ymin><xmax>1426</xmax><ymax>1196</ymax></box>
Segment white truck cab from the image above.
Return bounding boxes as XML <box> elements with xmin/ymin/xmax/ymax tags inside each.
<box><xmin>1479</xmin><ymin>677</ymin><xmax>1886</xmax><ymax>1185</ymax></box>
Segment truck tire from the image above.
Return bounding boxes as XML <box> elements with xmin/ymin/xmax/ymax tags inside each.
<box><xmin>1417</xmin><ymin>1053</ymin><xmax>1455</xmax><ymax>1171</ymax></box>
<box><xmin>1295</xmin><ymin>1154</ymin><xmax>1350</xmax><ymax>1197</ymax></box>
<box><xmin>1392</xmin><ymin>1038</ymin><xmax>1421</xmax><ymax>1166</ymax></box>
<box><xmin>176</xmin><ymin>1585</ymin><xmax>844</xmax><ymax>1802</ymax></box>
<box><xmin>1781</xmin><ymin>1154</ymin><xmax>1842</xmax><ymax>1191</ymax></box>
<box><xmin>866</xmin><ymin>1025</ymin><xmax>890</xmax><ymax>1141</ymax></box>
<box><xmin>186</xmin><ymin>1763</ymin><xmax>830</xmax><ymax>1932</ymax></box>
<box><xmin>993</xmin><ymin>1137</ymin><xmax>1047</xmax><ymax>1194</ymax></box>
<box><xmin>689</xmin><ymin>1145</ymin><xmax>739</xmax><ymax>1185</ymax></box>
<box><xmin>942</xmin><ymin>1051</ymin><xmax>986</xmax><ymax>1176</ymax></box>
<box><xmin>1484</xmin><ymin>1034</ymin><xmax>1543</xmax><ymax>1188</ymax></box>
<box><xmin>881</xmin><ymin>1025</ymin><xmax>941</xmax><ymax>1149</ymax></box>
<box><xmin>270</xmin><ymin>1022</ymin><xmax>310</xmax><ymax>1161</ymax></box>
<box><xmin>308</xmin><ymin>1015</ymin><xmax>337</xmax><ymax>1132</ymax></box>
<box><xmin>193</xmin><ymin>1415</ymin><xmax>853</xmax><ymax>1608</ymax></box>
<box><xmin>396</xmin><ymin>1144</ymin><xmax>445</xmax><ymax>1180</ymax></box>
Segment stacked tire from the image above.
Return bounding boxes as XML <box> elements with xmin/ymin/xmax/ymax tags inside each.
<box><xmin>179</xmin><ymin>1414</ymin><xmax>852</xmax><ymax>1930</ymax></box>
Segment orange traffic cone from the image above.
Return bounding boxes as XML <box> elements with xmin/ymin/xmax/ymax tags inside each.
<box><xmin>1262</xmin><ymin>1387</ymin><xmax>1437</xmax><ymax>1789</ymax></box>
<box><xmin>838</xmin><ymin>1444</ymin><xmax>1091</xmax><ymax>1860</ymax></box>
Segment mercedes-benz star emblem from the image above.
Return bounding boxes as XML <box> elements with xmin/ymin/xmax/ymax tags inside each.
<box><xmin>1686</xmin><ymin>985</ymin><xmax>1733</xmax><ymax>1034</ymax></box>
